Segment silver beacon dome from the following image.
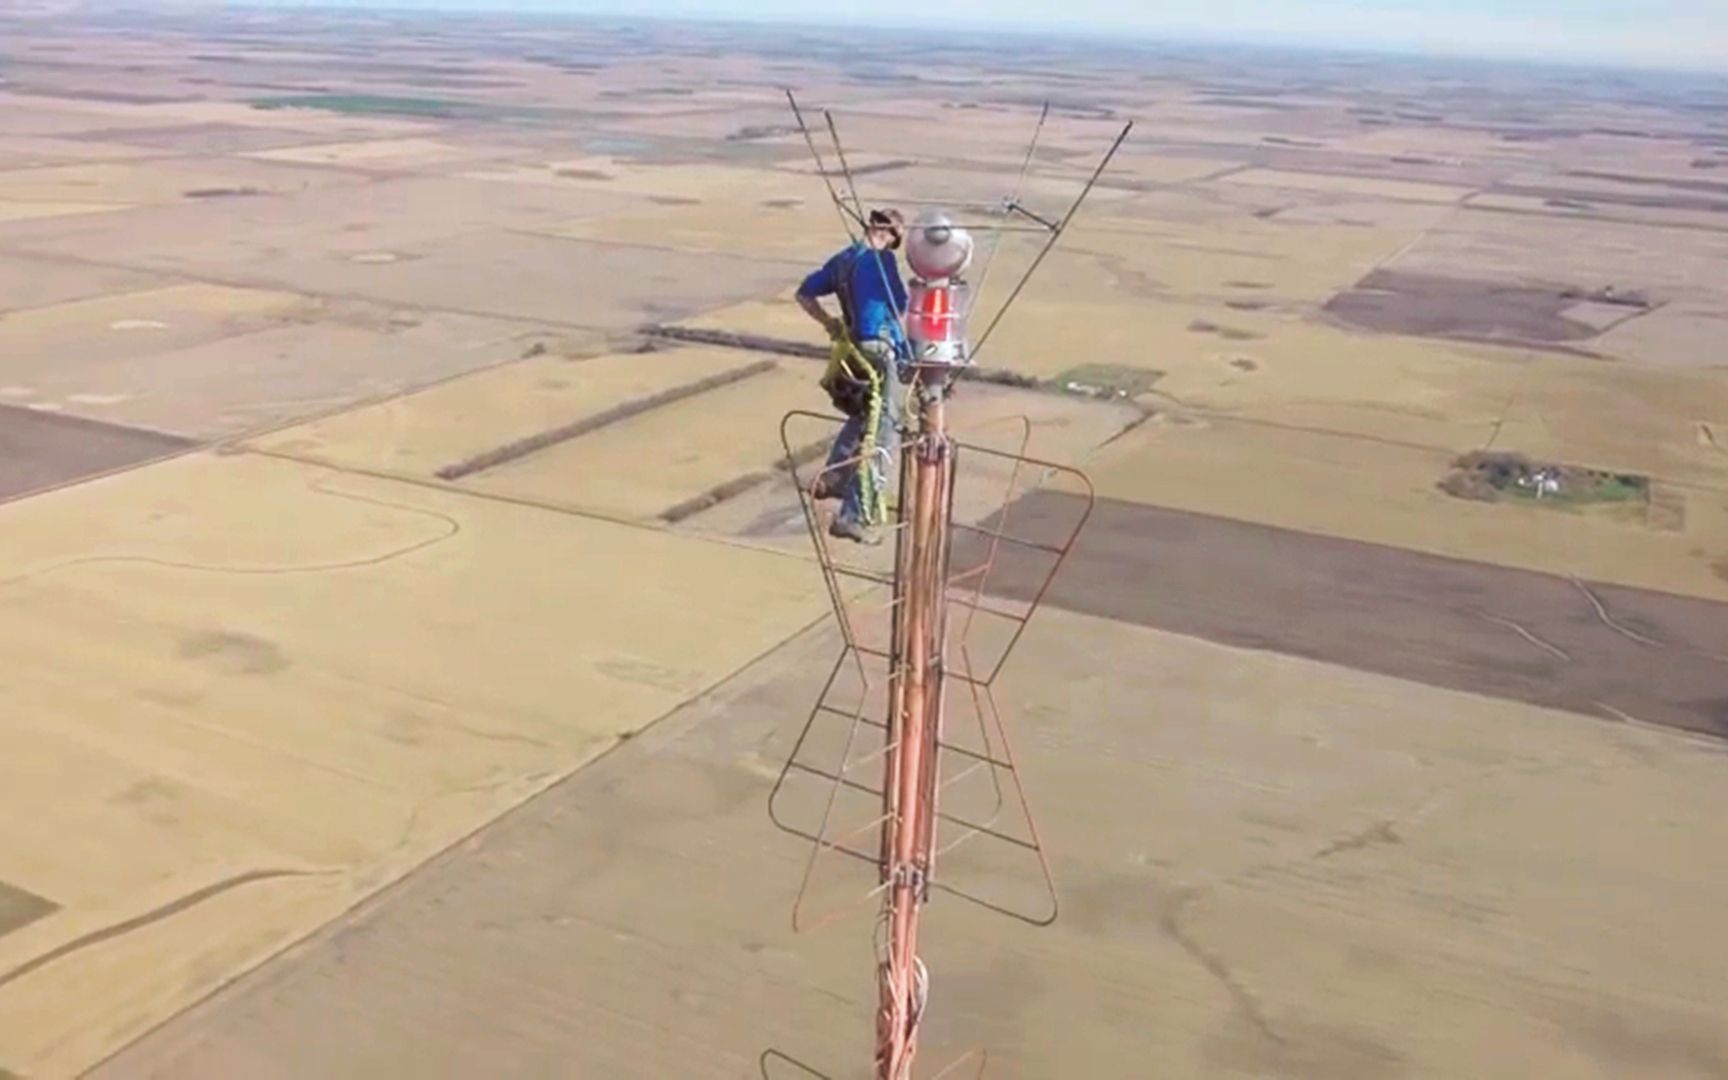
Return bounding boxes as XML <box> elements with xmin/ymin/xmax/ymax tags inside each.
<box><xmin>904</xmin><ymin>209</ymin><xmax>973</xmax><ymax>282</ymax></box>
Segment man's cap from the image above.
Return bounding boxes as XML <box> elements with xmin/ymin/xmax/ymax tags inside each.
<box><xmin>867</xmin><ymin>207</ymin><xmax>905</xmax><ymax>246</ymax></box>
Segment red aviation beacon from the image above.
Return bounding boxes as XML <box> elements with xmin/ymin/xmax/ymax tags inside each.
<box><xmin>904</xmin><ymin>210</ymin><xmax>974</xmax><ymax>368</ymax></box>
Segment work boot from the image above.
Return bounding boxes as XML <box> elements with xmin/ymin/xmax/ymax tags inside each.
<box><xmin>829</xmin><ymin>516</ymin><xmax>881</xmax><ymax>546</ymax></box>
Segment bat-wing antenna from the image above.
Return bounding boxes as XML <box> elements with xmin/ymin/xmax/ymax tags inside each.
<box><xmin>970</xmin><ymin>119</ymin><xmax>1134</xmax><ymax>365</ymax></box>
<box><xmin>785</xmin><ymin>88</ymin><xmax>864</xmax><ymax>240</ymax></box>
<box><xmin>823</xmin><ymin>108</ymin><xmax>867</xmax><ymax>225</ymax></box>
<box><xmin>804</xmin><ymin>102</ymin><xmax>916</xmax><ymax>345</ymax></box>
<box><xmin>966</xmin><ymin>100</ymin><xmax>1050</xmax><ymax>309</ymax></box>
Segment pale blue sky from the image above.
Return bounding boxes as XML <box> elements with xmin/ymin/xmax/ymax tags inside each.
<box><xmin>276</xmin><ymin>0</ymin><xmax>1728</xmax><ymax>71</ymax></box>
<box><xmin>365</xmin><ymin>0</ymin><xmax>1728</xmax><ymax>71</ymax></box>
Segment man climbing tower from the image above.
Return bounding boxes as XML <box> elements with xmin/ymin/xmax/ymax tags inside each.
<box><xmin>795</xmin><ymin>207</ymin><xmax>909</xmax><ymax>545</ymax></box>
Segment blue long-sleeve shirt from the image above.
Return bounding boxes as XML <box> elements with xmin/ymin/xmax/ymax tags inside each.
<box><xmin>798</xmin><ymin>243</ymin><xmax>908</xmax><ymax>355</ymax></box>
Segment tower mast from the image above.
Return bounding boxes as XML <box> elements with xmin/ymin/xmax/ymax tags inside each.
<box><xmin>877</xmin><ymin>373</ymin><xmax>954</xmax><ymax>1078</ymax></box>
<box><xmin>875</xmin><ymin>210</ymin><xmax>974</xmax><ymax>1078</ymax></box>
<box><xmin>771</xmin><ymin>96</ymin><xmax>1131</xmax><ymax>1079</ymax></box>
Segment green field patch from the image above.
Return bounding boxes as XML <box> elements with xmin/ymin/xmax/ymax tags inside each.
<box><xmin>252</xmin><ymin>94</ymin><xmax>463</xmax><ymax>117</ymax></box>
<box><xmin>249</xmin><ymin>94</ymin><xmax>577</xmax><ymax>124</ymax></box>
<box><xmin>1054</xmin><ymin>363</ymin><xmax>1164</xmax><ymax>399</ymax></box>
<box><xmin>1440</xmin><ymin>451</ymin><xmax>1650</xmax><ymax>509</ymax></box>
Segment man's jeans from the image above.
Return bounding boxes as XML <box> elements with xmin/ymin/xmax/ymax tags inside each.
<box><xmin>827</xmin><ymin>338</ymin><xmax>903</xmax><ymax>526</ymax></box>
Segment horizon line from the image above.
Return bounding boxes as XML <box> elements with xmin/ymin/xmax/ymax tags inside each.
<box><xmin>214</xmin><ymin>0</ymin><xmax>1728</xmax><ymax>78</ymax></box>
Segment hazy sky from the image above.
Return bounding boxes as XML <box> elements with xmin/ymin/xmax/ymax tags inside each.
<box><xmin>407</xmin><ymin>0</ymin><xmax>1728</xmax><ymax>71</ymax></box>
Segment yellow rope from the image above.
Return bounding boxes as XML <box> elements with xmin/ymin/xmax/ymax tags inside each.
<box><xmin>825</xmin><ymin>335</ymin><xmax>889</xmax><ymax>526</ymax></box>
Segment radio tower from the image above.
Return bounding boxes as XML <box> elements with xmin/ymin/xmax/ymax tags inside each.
<box><xmin>772</xmin><ymin>94</ymin><xmax>1129</xmax><ymax>1079</ymax></box>
<box><xmin>876</xmin><ymin>228</ymin><xmax>964</xmax><ymax>1077</ymax></box>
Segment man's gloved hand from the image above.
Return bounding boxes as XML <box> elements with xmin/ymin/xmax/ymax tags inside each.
<box><xmin>824</xmin><ymin>317</ymin><xmax>846</xmax><ymax>342</ymax></box>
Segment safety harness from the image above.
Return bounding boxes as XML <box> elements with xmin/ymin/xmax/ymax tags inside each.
<box><xmin>817</xmin><ymin>244</ymin><xmax>891</xmax><ymax>526</ymax></box>
<box><xmin>819</xmin><ymin>245</ymin><xmax>869</xmax><ymax>410</ymax></box>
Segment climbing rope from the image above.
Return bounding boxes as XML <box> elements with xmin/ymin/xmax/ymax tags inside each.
<box><xmin>824</xmin><ymin>333</ymin><xmax>892</xmax><ymax>526</ymax></box>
